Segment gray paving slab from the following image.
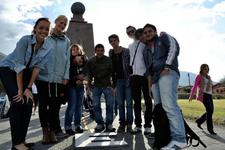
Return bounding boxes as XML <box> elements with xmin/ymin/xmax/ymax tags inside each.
<box><xmin>0</xmin><ymin>104</ymin><xmax>225</xmax><ymax>150</ymax></box>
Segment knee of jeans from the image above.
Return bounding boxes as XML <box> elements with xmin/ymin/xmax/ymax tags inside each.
<box><xmin>93</xmin><ymin>102</ymin><xmax>100</xmax><ymax>108</ymax></box>
<box><xmin>117</xmin><ymin>99</ymin><xmax>124</xmax><ymax>106</ymax></box>
<box><xmin>106</xmin><ymin>102</ymin><xmax>113</xmax><ymax>109</ymax></box>
<box><xmin>126</xmin><ymin>100</ymin><xmax>133</xmax><ymax>107</ymax></box>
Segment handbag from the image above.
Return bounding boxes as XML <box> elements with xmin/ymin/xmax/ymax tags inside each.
<box><xmin>129</xmin><ymin>41</ymin><xmax>140</xmax><ymax>74</ymax></box>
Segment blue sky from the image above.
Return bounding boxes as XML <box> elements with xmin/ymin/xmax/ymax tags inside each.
<box><xmin>0</xmin><ymin>0</ymin><xmax>225</xmax><ymax>82</ymax></box>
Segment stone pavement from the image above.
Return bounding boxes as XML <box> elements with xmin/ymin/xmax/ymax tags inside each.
<box><xmin>0</xmin><ymin>104</ymin><xmax>225</xmax><ymax>150</ymax></box>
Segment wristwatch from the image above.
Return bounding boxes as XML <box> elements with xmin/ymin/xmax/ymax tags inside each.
<box><xmin>26</xmin><ymin>87</ymin><xmax>32</xmax><ymax>91</ymax></box>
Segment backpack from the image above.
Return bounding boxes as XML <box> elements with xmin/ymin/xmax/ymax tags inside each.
<box><xmin>153</xmin><ymin>103</ymin><xmax>207</xmax><ymax>149</ymax></box>
<box><xmin>153</xmin><ymin>104</ymin><xmax>171</xmax><ymax>149</ymax></box>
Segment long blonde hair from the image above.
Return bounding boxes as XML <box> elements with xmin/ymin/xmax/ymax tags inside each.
<box><xmin>55</xmin><ymin>15</ymin><xmax>68</xmax><ymax>23</ymax></box>
<box><xmin>70</xmin><ymin>44</ymin><xmax>85</xmax><ymax>55</ymax></box>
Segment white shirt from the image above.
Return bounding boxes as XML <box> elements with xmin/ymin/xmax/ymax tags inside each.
<box><xmin>202</xmin><ymin>76</ymin><xmax>212</xmax><ymax>95</ymax></box>
<box><xmin>128</xmin><ymin>40</ymin><xmax>146</xmax><ymax>76</ymax></box>
<box><xmin>32</xmin><ymin>84</ymin><xmax>38</xmax><ymax>94</ymax></box>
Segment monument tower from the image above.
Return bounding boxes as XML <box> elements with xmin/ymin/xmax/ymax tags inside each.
<box><xmin>66</xmin><ymin>2</ymin><xmax>95</xmax><ymax>58</ymax></box>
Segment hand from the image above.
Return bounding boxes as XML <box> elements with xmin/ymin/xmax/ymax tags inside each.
<box><xmin>63</xmin><ymin>79</ymin><xmax>68</xmax><ymax>85</ymax></box>
<box><xmin>86</xmin><ymin>86</ymin><xmax>91</xmax><ymax>95</ymax></box>
<box><xmin>76</xmin><ymin>80</ymin><xmax>83</xmax><ymax>85</ymax></box>
<box><xmin>188</xmin><ymin>98</ymin><xmax>192</xmax><ymax>102</ymax></box>
<box><xmin>24</xmin><ymin>88</ymin><xmax>33</xmax><ymax>103</ymax></box>
<box><xmin>148</xmin><ymin>87</ymin><xmax>153</xmax><ymax>99</ymax></box>
<box><xmin>12</xmin><ymin>89</ymin><xmax>24</xmax><ymax>103</ymax></box>
<box><xmin>77</xmin><ymin>74</ymin><xmax>85</xmax><ymax>80</ymax></box>
<box><xmin>83</xmin><ymin>80</ymin><xmax>88</xmax><ymax>85</ymax></box>
<box><xmin>60</xmin><ymin>92</ymin><xmax>65</xmax><ymax>97</ymax></box>
<box><xmin>112</xmin><ymin>88</ymin><xmax>116</xmax><ymax>96</ymax></box>
<box><xmin>160</xmin><ymin>68</ymin><xmax>170</xmax><ymax>76</ymax></box>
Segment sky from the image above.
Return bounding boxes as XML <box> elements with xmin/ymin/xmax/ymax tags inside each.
<box><xmin>0</xmin><ymin>0</ymin><xmax>225</xmax><ymax>82</ymax></box>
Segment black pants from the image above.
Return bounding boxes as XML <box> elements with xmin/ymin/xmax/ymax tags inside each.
<box><xmin>130</xmin><ymin>75</ymin><xmax>152</xmax><ymax>128</ymax></box>
<box><xmin>33</xmin><ymin>93</ymin><xmax>38</xmax><ymax>111</ymax></box>
<box><xmin>36</xmin><ymin>80</ymin><xmax>64</xmax><ymax>132</ymax></box>
<box><xmin>0</xmin><ymin>67</ymin><xmax>32</xmax><ymax>146</ymax></box>
<box><xmin>196</xmin><ymin>93</ymin><xmax>214</xmax><ymax>132</ymax></box>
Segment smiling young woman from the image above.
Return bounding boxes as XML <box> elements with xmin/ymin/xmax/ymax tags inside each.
<box><xmin>35</xmin><ymin>15</ymin><xmax>71</xmax><ymax>144</ymax></box>
<box><xmin>0</xmin><ymin>17</ymin><xmax>51</xmax><ymax>150</ymax></box>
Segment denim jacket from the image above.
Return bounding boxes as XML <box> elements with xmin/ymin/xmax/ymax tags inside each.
<box><xmin>109</xmin><ymin>47</ymin><xmax>130</xmax><ymax>87</ymax></box>
<box><xmin>0</xmin><ymin>35</ymin><xmax>52</xmax><ymax>73</ymax></box>
<box><xmin>143</xmin><ymin>33</ymin><xmax>180</xmax><ymax>83</ymax></box>
<box><xmin>38</xmin><ymin>34</ymin><xmax>70</xmax><ymax>83</ymax></box>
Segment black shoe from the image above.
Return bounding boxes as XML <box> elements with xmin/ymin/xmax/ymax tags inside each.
<box><xmin>95</xmin><ymin>124</ymin><xmax>105</xmax><ymax>132</ymax></box>
<box><xmin>105</xmin><ymin>124</ymin><xmax>116</xmax><ymax>132</ymax></box>
<box><xmin>117</xmin><ymin>125</ymin><xmax>125</xmax><ymax>133</ymax></box>
<box><xmin>66</xmin><ymin>129</ymin><xmax>75</xmax><ymax>135</ymax></box>
<box><xmin>195</xmin><ymin>120</ymin><xmax>203</xmax><ymax>130</ymax></box>
<box><xmin>24</xmin><ymin>142</ymin><xmax>35</xmax><ymax>147</ymax></box>
<box><xmin>208</xmin><ymin>130</ymin><xmax>217</xmax><ymax>135</ymax></box>
<box><xmin>75</xmin><ymin>126</ymin><xmax>84</xmax><ymax>133</ymax></box>
<box><xmin>55</xmin><ymin>131</ymin><xmax>69</xmax><ymax>139</ymax></box>
<box><xmin>131</xmin><ymin>127</ymin><xmax>142</xmax><ymax>134</ymax></box>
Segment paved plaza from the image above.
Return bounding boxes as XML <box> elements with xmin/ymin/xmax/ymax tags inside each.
<box><xmin>0</xmin><ymin>104</ymin><xmax>225</xmax><ymax>150</ymax></box>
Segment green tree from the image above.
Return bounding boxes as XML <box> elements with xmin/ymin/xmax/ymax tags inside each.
<box><xmin>219</xmin><ymin>76</ymin><xmax>225</xmax><ymax>84</ymax></box>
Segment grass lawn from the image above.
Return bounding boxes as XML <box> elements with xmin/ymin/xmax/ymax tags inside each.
<box><xmin>178</xmin><ymin>99</ymin><xmax>225</xmax><ymax>125</ymax></box>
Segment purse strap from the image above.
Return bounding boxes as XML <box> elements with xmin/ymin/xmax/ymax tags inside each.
<box><xmin>131</xmin><ymin>41</ymin><xmax>140</xmax><ymax>66</ymax></box>
<box><xmin>26</xmin><ymin>43</ymin><xmax>35</xmax><ymax>68</ymax></box>
<box><xmin>26</xmin><ymin>35</ymin><xmax>35</xmax><ymax>68</ymax></box>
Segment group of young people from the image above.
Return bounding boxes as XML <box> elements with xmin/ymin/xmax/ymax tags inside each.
<box><xmin>0</xmin><ymin>14</ymin><xmax>216</xmax><ymax>150</ymax></box>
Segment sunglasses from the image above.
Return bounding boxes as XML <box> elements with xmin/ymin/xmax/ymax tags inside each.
<box><xmin>127</xmin><ymin>30</ymin><xmax>135</xmax><ymax>35</ymax></box>
<box><xmin>109</xmin><ymin>39</ymin><xmax>117</xmax><ymax>43</ymax></box>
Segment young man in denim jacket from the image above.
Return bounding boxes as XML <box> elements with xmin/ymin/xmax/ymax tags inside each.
<box><xmin>143</xmin><ymin>23</ymin><xmax>187</xmax><ymax>150</ymax></box>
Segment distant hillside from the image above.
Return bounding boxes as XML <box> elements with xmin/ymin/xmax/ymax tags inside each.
<box><xmin>179</xmin><ymin>71</ymin><xmax>196</xmax><ymax>86</ymax></box>
<box><xmin>0</xmin><ymin>52</ymin><xmax>6</xmax><ymax>60</ymax></box>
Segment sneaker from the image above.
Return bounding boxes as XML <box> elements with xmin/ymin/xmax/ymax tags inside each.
<box><xmin>105</xmin><ymin>124</ymin><xmax>116</xmax><ymax>132</ymax></box>
<box><xmin>144</xmin><ymin>127</ymin><xmax>152</xmax><ymax>135</ymax></box>
<box><xmin>94</xmin><ymin>124</ymin><xmax>105</xmax><ymax>132</ymax></box>
<box><xmin>131</xmin><ymin>126</ymin><xmax>142</xmax><ymax>134</ymax></box>
<box><xmin>65</xmin><ymin>129</ymin><xmax>75</xmax><ymax>135</ymax></box>
<box><xmin>126</xmin><ymin>124</ymin><xmax>133</xmax><ymax>133</ymax></box>
<box><xmin>55</xmin><ymin>131</ymin><xmax>69</xmax><ymax>139</ymax></box>
<box><xmin>117</xmin><ymin>125</ymin><xmax>125</xmax><ymax>133</ymax></box>
<box><xmin>75</xmin><ymin>126</ymin><xmax>84</xmax><ymax>133</ymax></box>
<box><xmin>161</xmin><ymin>140</ymin><xmax>188</xmax><ymax>150</ymax></box>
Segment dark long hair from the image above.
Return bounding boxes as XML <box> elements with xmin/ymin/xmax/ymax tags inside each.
<box><xmin>32</xmin><ymin>17</ymin><xmax>50</xmax><ymax>34</ymax></box>
<box><xmin>199</xmin><ymin>64</ymin><xmax>209</xmax><ymax>75</ymax></box>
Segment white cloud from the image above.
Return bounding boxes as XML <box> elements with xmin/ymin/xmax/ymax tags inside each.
<box><xmin>213</xmin><ymin>1</ymin><xmax>225</xmax><ymax>14</ymax></box>
<box><xmin>0</xmin><ymin>0</ymin><xmax>54</xmax><ymax>54</ymax></box>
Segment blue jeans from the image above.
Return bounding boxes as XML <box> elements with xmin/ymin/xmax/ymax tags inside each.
<box><xmin>152</xmin><ymin>70</ymin><xmax>186</xmax><ymax>143</ymax></box>
<box><xmin>115</xmin><ymin>79</ymin><xmax>133</xmax><ymax>125</ymax></box>
<box><xmin>92</xmin><ymin>87</ymin><xmax>114</xmax><ymax>125</ymax></box>
<box><xmin>64</xmin><ymin>86</ymin><xmax>84</xmax><ymax>130</ymax></box>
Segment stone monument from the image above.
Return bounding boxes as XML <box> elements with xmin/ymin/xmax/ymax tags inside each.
<box><xmin>66</xmin><ymin>2</ymin><xmax>95</xmax><ymax>58</ymax></box>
